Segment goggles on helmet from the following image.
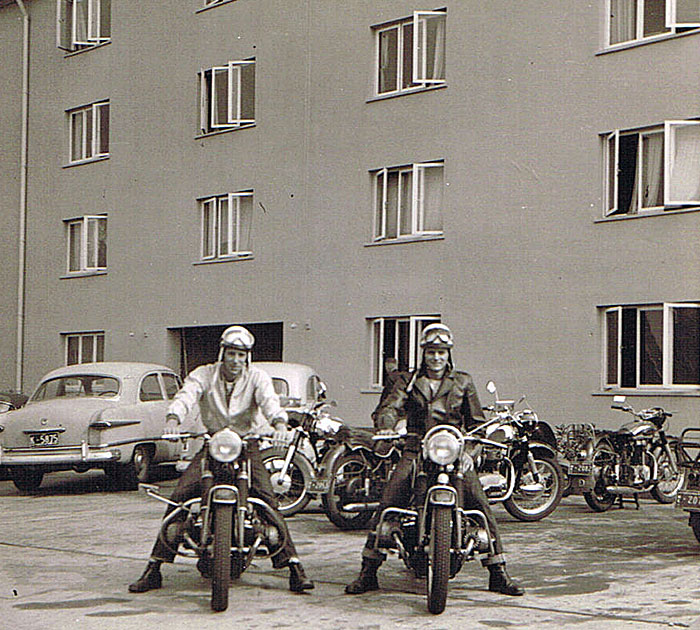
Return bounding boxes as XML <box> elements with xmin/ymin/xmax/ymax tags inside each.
<box><xmin>220</xmin><ymin>326</ymin><xmax>255</xmax><ymax>351</ymax></box>
<box><xmin>420</xmin><ymin>324</ymin><xmax>454</xmax><ymax>349</ymax></box>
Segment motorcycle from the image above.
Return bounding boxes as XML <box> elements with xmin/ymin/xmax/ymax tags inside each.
<box><xmin>139</xmin><ymin>429</ymin><xmax>288</xmax><ymax>612</ymax></box>
<box><xmin>584</xmin><ymin>396</ymin><xmax>683</xmax><ymax>512</ymax></box>
<box><xmin>675</xmin><ymin>427</ymin><xmax>700</xmax><ymax>543</ymax></box>
<box><xmin>320</xmin><ymin>427</ymin><xmax>404</xmax><ymax>530</ymax></box>
<box><xmin>475</xmin><ymin>381</ymin><xmax>564</xmax><ymax>521</ymax></box>
<box><xmin>372</xmin><ymin>425</ymin><xmax>493</xmax><ymax>615</ymax></box>
<box><xmin>554</xmin><ymin>423</ymin><xmax>596</xmax><ymax>497</ymax></box>
<box><xmin>260</xmin><ymin>400</ymin><xmax>346</xmax><ymax>516</ymax></box>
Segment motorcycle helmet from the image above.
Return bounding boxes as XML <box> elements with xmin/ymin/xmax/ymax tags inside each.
<box><xmin>218</xmin><ymin>325</ymin><xmax>255</xmax><ymax>362</ymax></box>
<box><xmin>419</xmin><ymin>323</ymin><xmax>454</xmax><ymax>350</ymax></box>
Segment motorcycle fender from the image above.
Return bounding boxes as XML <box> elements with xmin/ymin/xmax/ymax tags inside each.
<box><xmin>530</xmin><ymin>442</ymin><xmax>557</xmax><ymax>460</ymax></box>
<box><xmin>426</xmin><ymin>484</ymin><xmax>457</xmax><ymax>506</ymax></box>
<box><xmin>211</xmin><ymin>484</ymin><xmax>238</xmax><ymax>504</ymax></box>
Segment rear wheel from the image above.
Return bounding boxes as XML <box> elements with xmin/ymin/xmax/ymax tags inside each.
<box><xmin>105</xmin><ymin>445</ymin><xmax>153</xmax><ymax>490</ymax></box>
<box><xmin>584</xmin><ymin>440</ymin><xmax>616</xmax><ymax>512</ymax></box>
<box><xmin>650</xmin><ymin>449</ymin><xmax>683</xmax><ymax>504</ymax></box>
<box><xmin>211</xmin><ymin>504</ymin><xmax>233</xmax><ymax>612</ymax></box>
<box><xmin>322</xmin><ymin>452</ymin><xmax>374</xmax><ymax>530</ymax></box>
<box><xmin>11</xmin><ymin>468</ymin><xmax>44</xmax><ymax>493</ymax></box>
<box><xmin>427</xmin><ymin>506</ymin><xmax>451</xmax><ymax>615</ymax></box>
<box><xmin>503</xmin><ymin>455</ymin><xmax>564</xmax><ymax>522</ymax></box>
<box><xmin>262</xmin><ymin>447</ymin><xmax>313</xmax><ymax>516</ymax></box>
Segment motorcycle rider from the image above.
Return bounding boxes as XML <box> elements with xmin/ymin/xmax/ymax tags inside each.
<box><xmin>129</xmin><ymin>325</ymin><xmax>314</xmax><ymax>594</ymax></box>
<box><xmin>345</xmin><ymin>323</ymin><xmax>524</xmax><ymax>596</ymax></box>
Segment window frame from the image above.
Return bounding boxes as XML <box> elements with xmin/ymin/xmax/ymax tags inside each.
<box><xmin>199</xmin><ymin>191</ymin><xmax>253</xmax><ymax>260</ymax></box>
<box><xmin>57</xmin><ymin>0</ymin><xmax>111</xmax><ymax>52</ymax></box>
<box><xmin>199</xmin><ymin>60</ymin><xmax>255</xmax><ymax>134</ymax></box>
<box><xmin>64</xmin><ymin>331</ymin><xmax>105</xmax><ymax>365</ymax></box>
<box><xmin>602</xmin><ymin>303</ymin><xmax>700</xmax><ymax>390</ymax></box>
<box><xmin>65</xmin><ymin>214</ymin><xmax>107</xmax><ymax>273</ymax></box>
<box><xmin>68</xmin><ymin>100</ymin><xmax>109</xmax><ymax>164</ymax></box>
<box><xmin>369</xmin><ymin>315</ymin><xmax>440</xmax><ymax>387</ymax></box>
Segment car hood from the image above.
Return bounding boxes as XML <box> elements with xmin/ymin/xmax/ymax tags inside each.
<box><xmin>0</xmin><ymin>398</ymin><xmax>120</xmax><ymax>447</ymax></box>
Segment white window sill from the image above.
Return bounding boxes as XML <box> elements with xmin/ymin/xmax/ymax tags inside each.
<box><xmin>361</xmin><ymin>388</ymin><xmax>383</xmax><ymax>395</ymax></box>
<box><xmin>63</xmin><ymin>41</ymin><xmax>111</xmax><ymax>57</ymax></box>
<box><xmin>594</xmin><ymin>206</ymin><xmax>700</xmax><ymax>223</ymax></box>
<box><xmin>596</xmin><ymin>28</ymin><xmax>700</xmax><ymax>55</ymax></box>
<box><xmin>195</xmin><ymin>124</ymin><xmax>256</xmax><ymax>140</ymax></box>
<box><xmin>593</xmin><ymin>389</ymin><xmax>700</xmax><ymax>397</ymax></box>
<box><xmin>63</xmin><ymin>155</ymin><xmax>110</xmax><ymax>169</ymax></box>
<box><xmin>60</xmin><ymin>271</ymin><xmax>107</xmax><ymax>279</ymax></box>
<box><xmin>196</xmin><ymin>0</ymin><xmax>238</xmax><ymax>13</ymax></box>
<box><xmin>365</xmin><ymin>234</ymin><xmax>444</xmax><ymax>247</ymax></box>
<box><xmin>367</xmin><ymin>83</ymin><xmax>447</xmax><ymax>103</ymax></box>
<box><xmin>194</xmin><ymin>254</ymin><xmax>253</xmax><ymax>266</ymax></box>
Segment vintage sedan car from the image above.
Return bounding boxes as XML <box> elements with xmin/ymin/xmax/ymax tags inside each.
<box><xmin>0</xmin><ymin>362</ymin><xmax>187</xmax><ymax>492</ymax></box>
<box><xmin>257</xmin><ymin>361</ymin><xmax>327</xmax><ymax>409</ymax></box>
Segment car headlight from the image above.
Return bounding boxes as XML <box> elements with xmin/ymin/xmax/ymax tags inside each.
<box><xmin>425</xmin><ymin>431</ymin><xmax>462</xmax><ymax>466</ymax></box>
<box><xmin>209</xmin><ymin>427</ymin><xmax>242</xmax><ymax>463</ymax></box>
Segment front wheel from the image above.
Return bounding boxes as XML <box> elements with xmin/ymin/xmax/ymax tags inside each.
<box><xmin>690</xmin><ymin>513</ymin><xmax>700</xmax><ymax>545</ymax></box>
<box><xmin>583</xmin><ymin>440</ymin><xmax>617</xmax><ymax>512</ymax></box>
<box><xmin>503</xmin><ymin>455</ymin><xmax>564</xmax><ymax>522</ymax></box>
<box><xmin>261</xmin><ymin>447</ymin><xmax>313</xmax><ymax>517</ymax></box>
<box><xmin>321</xmin><ymin>452</ymin><xmax>374</xmax><ymax>530</ymax></box>
<box><xmin>211</xmin><ymin>504</ymin><xmax>233</xmax><ymax>612</ymax></box>
<box><xmin>427</xmin><ymin>506</ymin><xmax>451</xmax><ymax>615</ymax></box>
<box><xmin>650</xmin><ymin>448</ymin><xmax>683</xmax><ymax>504</ymax></box>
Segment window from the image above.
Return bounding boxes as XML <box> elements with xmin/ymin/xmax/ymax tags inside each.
<box><xmin>603</xmin><ymin>303</ymin><xmax>700</xmax><ymax>388</ymax></box>
<box><xmin>65</xmin><ymin>215</ymin><xmax>107</xmax><ymax>273</ymax></box>
<box><xmin>604</xmin><ymin>120</ymin><xmax>700</xmax><ymax>216</ymax></box>
<box><xmin>369</xmin><ymin>315</ymin><xmax>440</xmax><ymax>387</ymax></box>
<box><xmin>374</xmin><ymin>10</ymin><xmax>446</xmax><ymax>96</ymax></box>
<box><xmin>57</xmin><ymin>0</ymin><xmax>111</xmax><ymax>52</ymax></box>
<box><xmin>140</xmin><ymin>375</ymin><xmax>164</xmax><ymax>402</ymax></box>
<box><xmin>65</xmin><ymin>332</ymin><xmax>105</xmax><ymax>365</ymax></box>
<box><xmin>200</xmin><ymin>192</ymin><xmax>253</xmax><ymax>260</ymax></box>
<box><xmin>68</xmin><ymin>101</ymin><xmax>110</xmax><ymax>163</ymax></box>
<box><xmin>606</xmin><ymin>0</ymin><xmax>699</xmax><ymax>47</ymax></box>
<box><xmin>373</xmin><ymin>162</ymin><xmax>444</xmax><ymax>241</ymax></box>
<box><xmin>199</xmin><ymin>60</ymin><xmax>255</xmax><ymax>134</ymax></box>
<box><xmin>162</xmin><ymin>373</ymin><xmax>181</xmax><ymax>399</ymax></box>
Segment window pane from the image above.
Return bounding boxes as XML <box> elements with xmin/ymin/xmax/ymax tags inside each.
<box><xmin>609</xmin><ymin>0</ymin><xmax>636</xmax><ymax>44</ymax></box>
<box><xmin>669</xmin><ymin>123</ymin><xmax>700</xmax><ymax>203</ymax></box>
<box><xmin>162</xmin><ymin>373</ymin><xmax>180</xmax><ymax>399</ymax></box>
<box><xmin>218</xmin><ymin>197</ymin><xmax>229</xmax><ymax>255</ymax></box>
<box><xmin>641</xmin><ymin>133</ymin><xmax>664</xmax><ymax>209</ymax></box>
<box><xmin>373</xmin><ymin>320</ymin><xmax>382</xmax><ymax>384</ymax></box>
<box><xmin>81</xmin><ymin>335</ymin><xmax>94</xmax><ymax>363</ymax></box>
<box><xmin>69</xmin><ymin>222</ymin><xmax>81</xmax><ymax>271</ymax></box>
<box><xmin>398</xmin><ymin>320</ymin><xmax>410</xmax><ymax>370</ymax></box>
<box><xmin>673</xmin><ymin>307</ymin><xmax>700</xmax><ymax>384</ymax></box>
<box><xmin>100</xmin><ymin>0</ymin><xmax>111</xmax><ymax>37</ymax></box>
<box><xmin>67</xmin><ymin>336</ymin><xmax>79</xmax><ymax>365</ymax></box>
<box><xmin>643</xmin><ymin>0</ymin><xmax>669</xmax><ymax>36</ymax></box>
<box><xmin>71</xmin><ymin>111</ymin><xmax>84</xmax><ymax>161</ymax></box>
<box><xmin>607</xmin><ymin>134</ymin><xmax>617</xmax><ymax>213</ymax></box>
<box><xmin>97</xmin><ymin>218</ymin><xmax>107</xmax><ymax>267</ymax></box>
<box><xmin>621</xmin><ymin>308</ymin><xmax>637</xmax><ymax>387</ymax></box>
<box><xmin>640</xmin><ymin>309</ymin><xmax>663</xmax><ymax>385</ymax></box>
<box><xmin>606</xmin><ymin>310</ymin><xmax>619</xmax><ymax>385</ymax></box>
<box><xmin>677</xmin><ymin>0</ymin><xmax>700</xmax><ymax>23</ymax></box>
<box><xmin>202</xmin><ymin>200</ymin><xmax>214</xmax><ymax>257</ymax></box>
<box><xmin>401</xmin><ymin>23</ymin><xmax>417</xmax><ymax>89</ymax></box>
<box><xmin>74</xmin><ymin>0</ymin><xmax>89</xmax><ymax>42</ymax></box>
<box><xmin>618</xmin><ymin>134</ymin><xmax>638</xmax><ymax>214</ymax></box>
<box><xmin>385</xmin><ymin>171</ymin><xmax>398</xmax><ymax>238</ymax></box>
<box><xmin>238</xmin><ymin>195</ymin><xmax>253</xmax><ymax>251</ymax></box>
<box><xmin>399</xmin><ymin>170</ymin><xmax>413</xmax><ymax>235</ymax></box>
<box><xmin>383</xmin><ymin>319</ymin><xmax>396</xmax><ymax>373</ymax></box>
<box><xmin>422</xmin><ymin>13</ymin><xmax>446</xmax><ymax>81</ymax></box>
<box><xmin>140</xmin><ymin>375</ymin><xmax>163</xmax><ymax>401</ymax></box>
<box><xmin>213</xmin><ymin>68</ymin><xmax>228</xmax><ymax>126</ymax></box>
<box><xmin>95</xmin><ymin>334</ymin><xmax>104</xmax><ymax>362</ymax></box>
<box><xmin>86</xmin><ymin>107</ymin><xmax>94</xmax><ymax>158</ymax></box>
<box><xmin>374</xmin><ymin>172</ymin><xmax>384</xmax><ymax>237</ymax></box>
<box><xmin>240</xmin><ymin>63</ymin><xmax>255</xmax><ymax>121</ymax></box>
<box><xmin>87</xmin><ymin>219</ymin><xmax>97</xmax><ymax>268</ymax></box>
<box><xmin>378</xmin><ymin>28</ymin><xmax>398</xmax><ymax>93</ymax></box>
<box><xmin>98</xmin><ymin>103</ymin><xmax>109</xmax><ymax>154</ymax></box>
<box><xmin>422</xmin><ymin>165</ymin><xmax>443</xmax><ymax>232</ymax></box>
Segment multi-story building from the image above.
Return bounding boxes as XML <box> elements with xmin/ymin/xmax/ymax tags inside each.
<box><xmin>1</xmin><ymin>0</ymin><xmax>699</xmax><ymax>431</ymax></box>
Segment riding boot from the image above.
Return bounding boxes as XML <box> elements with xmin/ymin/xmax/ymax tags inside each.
<box><xmin>487</xmin><ymin>562</ymin><xmax>525</xmax><ymax>596</ymax></box>
<box><xmin>128</xmin><ymin>560</ymin><xmax>163</xmax><ymax>593</ymax></box>
<box><xmin>288</xmin><ymin>560</ymin><xmax>315</xmax><ymax>592</ymax></box>
<box><xmin>345</xmin><ymin>558</ymin><xmax>381</xmax><ymax>594</ymax></box>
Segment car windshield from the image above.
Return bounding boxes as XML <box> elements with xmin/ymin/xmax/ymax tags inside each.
<box><xmin>31</xmin><ymin>376</ymin><xmax>120</xmax><ymax>401</ymax></box>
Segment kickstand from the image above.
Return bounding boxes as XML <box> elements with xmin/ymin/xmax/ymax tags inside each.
<box><xmin>616</xmin><ymin>494</ymin><xmax>641</xmax><ymax>510</ymax></box>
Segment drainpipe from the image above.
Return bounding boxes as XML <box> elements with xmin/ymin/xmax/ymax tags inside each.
<box><xmin>14</xmin><ymin>0</ymin><xmax>29</xmax><ymax>392</ymax></box>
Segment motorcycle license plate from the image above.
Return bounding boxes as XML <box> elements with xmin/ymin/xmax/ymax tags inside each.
<box><xmin>29</xmin><ymin>432</ymin><xmax>59</xmax><ymax>447</ymax></box>
<box><xmin>308</xmin><ymin>479</ymin><xmax>330</xmax><ymax>494</ymax></box>
<box><xmin>676</xmin><ymin>491</ymin><xmax>700</xmax><ymax>509</ymax></box>
<box><xmin>569</xmin><ymin>463</ymin><xmax>593</xmax><ymax>475</ymax></box>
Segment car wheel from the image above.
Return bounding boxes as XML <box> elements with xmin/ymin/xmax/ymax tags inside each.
<box><xmin>11</xmin><ymin>468</ymin><xmax>44</xmax><ymax>493</ymax></box>
<box><xmin>105</xmin><ymin>445</ymin><xmax>153</xmax><ymax>490</ymax></box>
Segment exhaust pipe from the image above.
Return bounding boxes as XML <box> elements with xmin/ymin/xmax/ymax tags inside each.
<box><xmin>340</xmin><ymin>502</ymin><xmax>380</xmax><ymax>512</ymax></box>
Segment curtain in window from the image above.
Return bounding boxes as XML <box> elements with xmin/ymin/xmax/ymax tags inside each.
<box><xmin>669</xmin><ymin>124</ymin><xmax>700</xmax><ymax>203</ymax></box>
<box><xmin>378</xmin><ymin>29</ymin><xmax>397</xmax><ymax>93</ymax></box>
<box><xmin>427</xmin><ymin>16</ymin><xmax>446</xmax><ymax>81</ymax></box>
<box><xmin>641</xmin><ymin>133</ymin><xmax>664</xmax><ymax>209</ymax></box>
<box><xmin>610</xmin><ymin>0</ymin><xmax>636</xmax><ymax>44</ymax></box>
<box><xmin>74</xmin><ymin>0</ymin><xmax>89</xmax><ymax>42</ymax></box>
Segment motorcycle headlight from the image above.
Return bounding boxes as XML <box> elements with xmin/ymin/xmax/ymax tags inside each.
<box><xmin>316</xmin><ymin>415</ymin><xmax>342</xmax><ymax>435</ymax></box>
<box><xmin>209</xmin><ymin>427</ymin><xmax>243</xmax><ymax>463</ymax></box>
<box><xmin>425</xmin><ymin>431</ymin><xmax>462</xmax><ymax>466</ymax></box>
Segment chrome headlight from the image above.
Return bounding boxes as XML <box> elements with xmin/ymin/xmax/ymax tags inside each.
<box><xmin>425</xmin><ymin>430</ymin><xmax>462</xmax><ymax>466</ymax></box>
<box><xmin>209</xmin><ymin>427</ymin><xmax>242</xmax><ymax>463</ymax></box>
<box><xmin>316</xmin><ymin>415</ymin><xmax>342</xmax><ymax>435</ymax></box>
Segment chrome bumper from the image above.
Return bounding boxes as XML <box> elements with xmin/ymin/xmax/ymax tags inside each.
<box><xmin>0</xmin><ymin>441</ymin><xmax>122</xmax><ymax>466</ymax></box>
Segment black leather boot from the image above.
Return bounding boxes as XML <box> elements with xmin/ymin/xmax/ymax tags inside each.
<box><xmin>128</xmin><ymin>561</ymin><xmax>163</xmax><ymax>593</ymax></box>
<box><xmin>289</xmin><ymin>561</ymin><xmax>315</xmax><ymax>592</ymax></box>
<box><xmin>488</xmin><ymin>563</ymin><xmax>525</xmax><ymax>596</ymax></box>
<box><xmin>345</xmin><ymin>558</ymin><xmax>381</xmax><ymax>594</ymax></box>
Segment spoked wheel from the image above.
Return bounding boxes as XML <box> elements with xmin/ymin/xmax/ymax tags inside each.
<box><xmin>426</xmin><ymin>506</ymin><xmax>451</xmax><ymax>615</ymax></box>
<box><xmin>584</xmin><ymin>440</ymin><xmax>617</xmax><ymax>512</ymax></box>
<box><xmin>651</xmin><ymin>448</ymin><xmax>683</xmax><ymax>504</ymax></box>
<box><xmin>211</xmin><ymin>504</ymin><xmax>233</xmax><ymax>612</ymax></box>
<box><xmin>321</xmin><ymin>452</ymin><xmax>374</xmax><ymax>530</ymax></box>
<box><xmin>690</xmin><ymin>513</ymin><xmax>700</xmax><ymax>544</ymax></box>
<box><xmin>262</xmin><ymin>447</ymin><xmax>313</xmax><ymax>516</ymax></box>
<box><xmin>503</xmin><ymin>455</ymin><xmax>564</xmax><ymax>522</ymax></box>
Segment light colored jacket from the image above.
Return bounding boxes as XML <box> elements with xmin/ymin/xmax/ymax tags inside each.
<box><xmin>167</xmin><ymin>362</ymin><xmax>288</xmax><ymax>436</ymax></box>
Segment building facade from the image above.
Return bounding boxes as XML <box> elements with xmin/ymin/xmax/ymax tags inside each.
<box><xmin>1</xmin><ymin>0</ymin><xmax>699</xmax><ymax>431</ymax></box>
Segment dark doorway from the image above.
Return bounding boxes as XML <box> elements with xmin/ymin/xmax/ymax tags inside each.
<box><xmin>174</xmin><ymin>322</ymin><xmax>283</xmax><ymax>378</ymax></box>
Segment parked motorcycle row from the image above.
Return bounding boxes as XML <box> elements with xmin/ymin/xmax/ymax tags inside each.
<box><xmin>135</xmin><ymin>384</ymin><xmax>696</xmax><ymax>615</ymax></box>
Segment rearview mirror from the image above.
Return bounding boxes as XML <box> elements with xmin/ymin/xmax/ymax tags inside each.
<box><xmin>613</xmin><ymin>395</ymin><xmax>626</xmax><ymax>404</ymax></box>
<box><xmin>486</xmin><ymin>381</ymin><xmax>497</xmax><ymax>395</ymax></box>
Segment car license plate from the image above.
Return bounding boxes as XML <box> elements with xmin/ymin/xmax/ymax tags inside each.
<box><xmin>676</xmin><ymin>491</ymin><xmax>700</xmax><ymax>509</ymax></box>
<box><xmin>29</xmin><ymin>432</ymin><xmax>59</xmax><ymax>447</ymax></box>
<box><xmin>569</xmin><ymin>462</ymin><xmax>593</xmax><ymax>475</ymax></box>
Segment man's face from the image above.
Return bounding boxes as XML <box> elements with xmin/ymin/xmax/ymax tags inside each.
<box><xmin>221</xmin><ymin>347</ymin><xmax>248</xmax><ymax>379</ymax></box>
<box><xmin>424</xmin><ymin>348</ymin><xmax>449</xmax><ymax>374</ymax></box>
